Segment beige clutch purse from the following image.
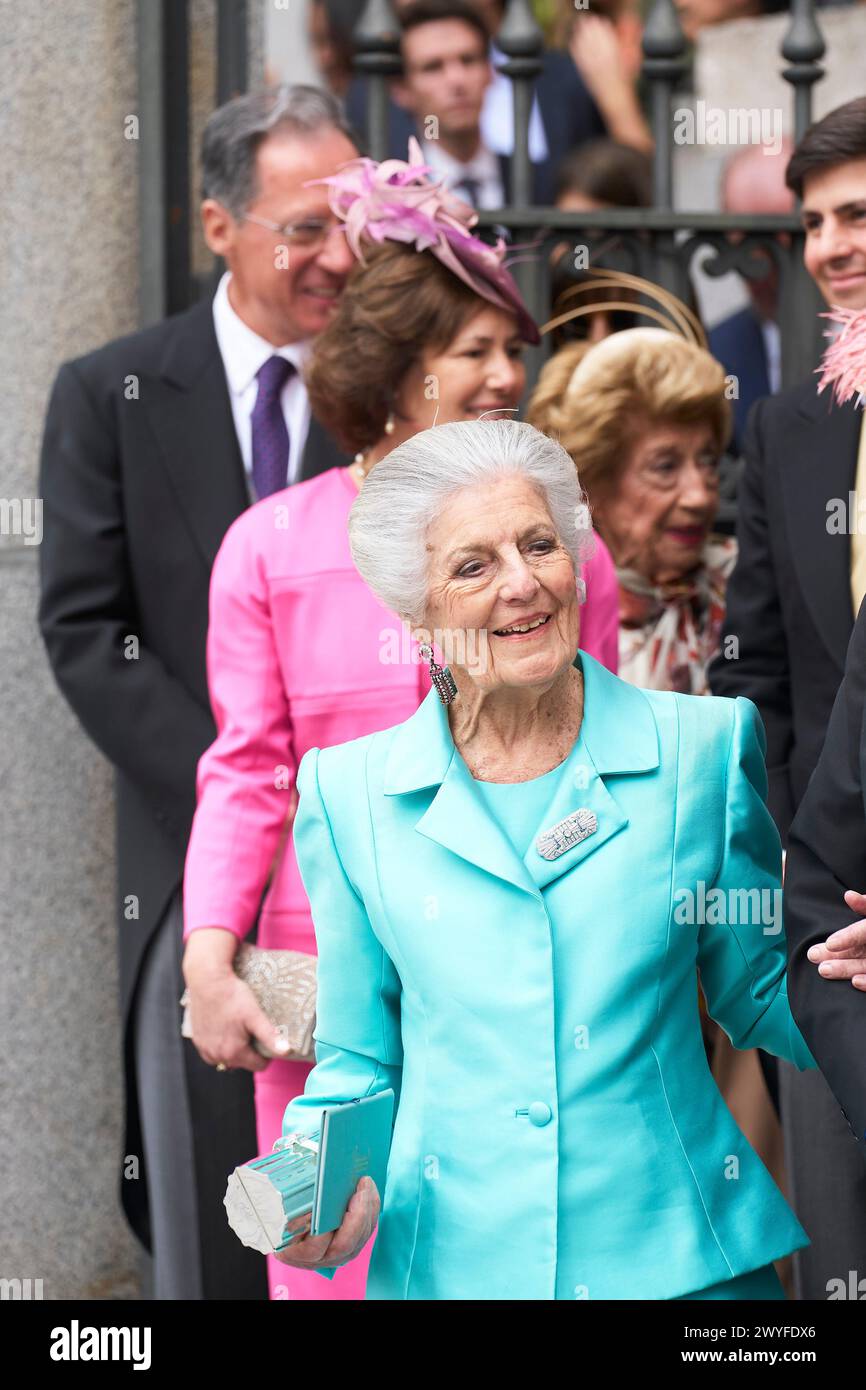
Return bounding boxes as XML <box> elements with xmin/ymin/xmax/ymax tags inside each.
<box><xmin>180</xmin><ymin>943</ymin><xmax>318</xmax><ymax>1062</ymax></box>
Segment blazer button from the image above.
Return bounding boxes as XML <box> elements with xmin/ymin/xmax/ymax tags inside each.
<box><xmin>528</xmin><ymin>1101</ymin><xmax>552</xmax><ymax>1127</ymax></box>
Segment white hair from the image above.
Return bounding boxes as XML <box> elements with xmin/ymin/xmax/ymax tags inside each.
<box><xmin>347</xmin><ymin>418</ymin><xmax>596</xmax><ymax>627</ymax></box>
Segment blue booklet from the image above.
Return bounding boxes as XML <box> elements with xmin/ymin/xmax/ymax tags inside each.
<box><xmin>224</xmin><ymin>1090</ymin><xmax>395</xmax><ymax>1255</ymax></box>
<box><xmin>311</xmin><ymin>1089</ymin><xmax>395</xmax><ymax>1236</ymax></box>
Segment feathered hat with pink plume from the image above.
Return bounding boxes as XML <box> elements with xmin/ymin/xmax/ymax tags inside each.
<box><xmin>304</xmin><ymin>136</ymin><xmax>540</xmax><ymax>345</ymax></box>
<box><xmin>817</xmin><ymin>307</ymin><xmax>866</xmax><ymax>408</ymax></box>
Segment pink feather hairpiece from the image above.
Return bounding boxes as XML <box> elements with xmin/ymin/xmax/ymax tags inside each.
<box><xmin>816</xmin><ymin>307</ymin><xmax>866</xmax><ymax>409</ymax></box>
<box><xmin>303</xmin><ymin>136</ymin><xmax>540</xmax><ymax>345</ymax></box>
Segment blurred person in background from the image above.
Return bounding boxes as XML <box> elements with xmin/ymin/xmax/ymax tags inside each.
<box><xmin>308</xmin><ymin>0</ymin><xmax>367</xmax><ymax>97</ymax></box>
<box><xmin>674</xmin><ymin>0</ymin><xmax>791</xmax><ymax>44</ymax></box>
<box><xmin>392</xmin><ymin>0</ymin><xmax>511</xmax><ymax>207</ymax></box>
<box><xmin>554</xmin><ymin>136</ymin><xmax>653</xmax><ymax>214</ymax></box>
<box><xmin>528</xmin><ymin>331</ymin><xmax>734</xmax><ymax>697</ymax></box>
<box><xmin>38</xmin><ymin>84</ymin><xmax>357</xmax><ymax>1301</ymax></box>
<box><xmin>343</xmin><ymin>0</ymin><xmax>612</xmax><ymax>205</ymax></box>
<box><xmin>708</xmin><ymin>96</ymin><xmax>866</xmax><ymax>1300</ymax></box>
<box><xmin>181</xmin><ymin>141</ymin><xmax>620</xmax><ymax>1301</ymax></box>
<box><xmin>708</xmin><ymin>141</ymin><xmax>794</xmax><ymax>455</ymax></box>
<box><xmin>556</xmin><ymin>0</ymin><xmax>653</xmax><ymax>154</ymax></box>
<box><xmin>547</xmin><ymin>138</ymin><xmax>653</xmax><ymax>348</ymax></box>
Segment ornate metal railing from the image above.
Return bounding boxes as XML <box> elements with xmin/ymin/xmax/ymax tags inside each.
<box><xmin>353</xmin><ymin>0</ymin><xmax>828</xmax><ymax>391</ymax></box>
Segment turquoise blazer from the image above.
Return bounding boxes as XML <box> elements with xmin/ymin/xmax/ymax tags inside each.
<box><xmin>282</xmin><ymin>652</ymin><xmax>817</xmax><ymax>1300</ymax></box>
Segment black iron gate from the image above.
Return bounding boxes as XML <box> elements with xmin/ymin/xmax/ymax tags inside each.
<box><xmin>138</xmin><ymin>0</ymin><xmax>829</xmax><ymax>390</ymax></box>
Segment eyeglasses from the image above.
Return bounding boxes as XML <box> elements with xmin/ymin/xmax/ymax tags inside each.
<box><xmin>242</xmin><ymin>213</ymin><xmax>346</xmax><ymax>248</ymax></box>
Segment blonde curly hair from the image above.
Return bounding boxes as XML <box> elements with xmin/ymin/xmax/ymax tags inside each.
<box><xmin>526</xmin><ymin>330</ymin><xmax>731</xmax><ymax>502</ymax></box>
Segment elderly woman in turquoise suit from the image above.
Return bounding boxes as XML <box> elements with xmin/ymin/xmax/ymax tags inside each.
<box><xmin>274</xmin><ymin>416</ymin><xmax>818</xmax><ymax>1301</ymax></box>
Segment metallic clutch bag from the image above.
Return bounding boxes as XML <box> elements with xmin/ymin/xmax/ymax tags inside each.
<box><xmin>224</xmin><ymin>1132</ymin><xmax>321</xmax><ymax>1254</ymax></box>
<box><xmin>180</xmin><ymin>943</ymin><xmax>317</xmax><ymax>1061</ymax></box>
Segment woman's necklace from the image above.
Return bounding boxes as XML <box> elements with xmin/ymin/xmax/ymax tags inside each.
<box><xmin>352</xmin><ymin>415</ymin><xmax>395</xmax><ymax>484</ymax></box>
<box><xmin>352</xmin><ymin>448</ymin><xmax>374</xmax><ymax>484</ymax></box>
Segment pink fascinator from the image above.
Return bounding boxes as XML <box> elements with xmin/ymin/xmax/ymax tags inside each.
<box><xmin>816</xmin><ymin>307</ymin><xmax>866</xmax><ymax>408</ymax></box>
<box><xmin>305</xmin><ymin>137</ymin><xmax>540</xmax><ymax>345</ymax></box>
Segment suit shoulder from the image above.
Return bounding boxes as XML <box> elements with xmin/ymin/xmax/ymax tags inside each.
<box><xmin>300</xmin><ymin>723</ymin><xmax>398</xmax><ymax>804</ymax></box>
<box><xmin>59</xmin><ymin>301</ymin><xmax>212</xmax><ymax>382</ymax></box>
<box><xmin>640</xmin><ymin>686</ymin><xmax>745</xmax><ymax>753</ymax></box>
<box><xmin>754</xmin><ymin>378</ymin><xmax>818</xmax><ymax>424</ymax></box>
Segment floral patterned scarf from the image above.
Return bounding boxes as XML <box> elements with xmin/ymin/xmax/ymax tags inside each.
<box><xmin>616</xmin><ymin>536</ymin><xmax>737</xmax><ymax>695</ymax></box>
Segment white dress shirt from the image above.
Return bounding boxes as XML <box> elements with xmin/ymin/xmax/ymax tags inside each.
<box><xmin>212</xmin><ymin>271</ymin><xmax>312</xmax><ymax>497</ymax></box>
<box><xmin>761</xmin><ymin>318</ymin><xmax>782</xmax><ymax>395</ymax></box>
<box><xmin>421</xmin><ymin>136</ymin><xmax>505</xmax><ymax>210</ymax></box>
<box><xmin>482</xmin><ymin>41</ymin><xmax>549</xmax><ymax>162</ymax></box>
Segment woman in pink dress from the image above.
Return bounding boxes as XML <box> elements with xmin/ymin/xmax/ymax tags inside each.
<box><xmin>182</xmin><ymin>141</ymin><xmax>619</xmax><ymax>1300</ymax></box>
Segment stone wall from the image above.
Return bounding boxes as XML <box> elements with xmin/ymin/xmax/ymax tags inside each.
<box><xmin>0</xmin><ymin>0</ymin><xmax>264</xmax><ymax>1301</ymax></box>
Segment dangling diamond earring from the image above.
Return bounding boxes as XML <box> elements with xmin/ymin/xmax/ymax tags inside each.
<box><xmin>419</xmin><ymin>643</ymin><xmax>458</xmax><ymax>706</ymax></box>
<box><xmin>384</xmin><ymin>411</ymin><xmax>395</xmax><ymax>436</ymax></box>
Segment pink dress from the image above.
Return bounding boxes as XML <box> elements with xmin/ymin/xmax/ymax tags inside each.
<box><xmin>183</xmin><ymin>464</ymin><xmax>619</xmax><ymax>1300</ymax></box>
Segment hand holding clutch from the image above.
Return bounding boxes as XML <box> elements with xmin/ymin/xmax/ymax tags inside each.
<box><xmin>272</xmin><ymin>1176</ymin><xmax>380</xmax><ymax>1271</ymax></box>
<box><xmin>181</xmin><ymin>942</ymin><xmax>317</xmax><ymax>1066</ymax></box>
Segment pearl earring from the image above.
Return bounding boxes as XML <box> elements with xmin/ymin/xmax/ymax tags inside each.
<box><xmin>384</xmin><ymin>412</ymin><xmax>395</xmax><ymax>436</ymax></box>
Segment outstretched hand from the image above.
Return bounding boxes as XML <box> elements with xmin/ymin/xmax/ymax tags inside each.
<box><xmin>807</xmin><ymin>889</ymin><xmax>866</xmax><ymax>990</ymax></box>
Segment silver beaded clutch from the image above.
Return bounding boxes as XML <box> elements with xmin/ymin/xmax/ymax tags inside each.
<box><xmin>180</xmin><ymin>943</ymin><xmax>318</xmax><ymax>1061</ymax></box>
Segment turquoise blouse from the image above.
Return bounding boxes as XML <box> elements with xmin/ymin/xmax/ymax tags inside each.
<box><xmin>471</xmin><ymin>763</ymin><xmax>565</xmax><ymax>856</ymax></box>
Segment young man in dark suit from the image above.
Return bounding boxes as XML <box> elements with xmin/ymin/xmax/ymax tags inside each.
<box><xmin>375</xmin><ymin>0</ymin><xmax>606</xmax><ymax>207</ymax></box>
<box><xmin>38</xmin><ymin>85</ymin><xmax>356</xmax><ymax>1300</ymax></box>
<box><xmin>709</xmin><ymin>96</ymin><xmax>866</xmax><ymax>1299</ymax></box>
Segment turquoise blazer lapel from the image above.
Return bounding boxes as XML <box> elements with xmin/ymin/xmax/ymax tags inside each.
<box><xmin>383</xmin><ymin>652</ymin><xmax>660</xmax><ymax>896</ymax></box>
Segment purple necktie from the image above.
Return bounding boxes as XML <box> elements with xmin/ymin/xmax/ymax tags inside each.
<box><xmin>251</xmin><ymin>355</ymin><xmax>295</xmax><ymax>498</ymax></box>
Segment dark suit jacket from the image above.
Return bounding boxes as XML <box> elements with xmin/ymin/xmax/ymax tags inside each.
<box><xmin>785</xmin><ymin>599</ymin><xmax>866</xmax><ymax>1158</ymax></box>
<box><xmin>708</xmin><ymin>381</ymin><xmax>862</xmax><ymax>838</ymax></box>
<box><xmin>708</xmin><ymin>306</ymin><xmax>772</xmax><ymax>456</ymax></box>
<box><xmin>37</xmin><ymin>296</ymin><xmax>346</xmax><ymax>1251</ymax></box>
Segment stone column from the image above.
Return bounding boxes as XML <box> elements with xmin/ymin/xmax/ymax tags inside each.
<box><xmin>0</xmin><ymin>0</ymin><xmax>264</xmax><ymax>1300</ymax></box>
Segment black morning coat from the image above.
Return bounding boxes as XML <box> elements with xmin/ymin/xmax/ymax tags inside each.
<box><xmin>785</xmin><ymin>597</ymin><xmax>866</xmax><ymax>1159</ymax></box>
<box><xmin>37</xmin><ymin>296</ymin><xmax>347</xmax><ymax>1282</ymax></box>
<box><xmin>709</xmin><ymin>380</ymin><xmax>862</xmax><ymax>839</ymax></box>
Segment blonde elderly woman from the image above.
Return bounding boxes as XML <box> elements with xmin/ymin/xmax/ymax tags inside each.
<box><xmin>269</xmin><ymin>416</ymin><xmax>816</xmax><ymax>1301</ymax></box>
<box><xmin>528</xmin><ymin>327</ymin><xmax>735</xmax><ymax>695</ymax></box>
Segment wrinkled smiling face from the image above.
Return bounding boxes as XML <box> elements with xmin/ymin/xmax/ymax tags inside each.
<box><xmin>420</xmin><ymin>476</ymin><xmax>581</xmax><ymax>692</ymax></box>
<box><xmin>594</xmin><ymin>420</ymin><xmax>721</xmax><ymax>586</ymax></box>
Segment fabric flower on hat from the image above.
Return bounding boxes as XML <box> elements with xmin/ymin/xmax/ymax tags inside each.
<box><xmin>304</xmin><ymin>136</ymin><xmax>539</xmax><ymax>344</ymax></box>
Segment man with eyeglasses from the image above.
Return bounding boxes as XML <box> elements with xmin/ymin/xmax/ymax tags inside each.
<box><xmin>38</xmin><ymin>85</ymin><xmax>357</xmax><ymax>1301</ymax></box>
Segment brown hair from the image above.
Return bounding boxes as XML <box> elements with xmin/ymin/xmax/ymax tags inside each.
<box><xmin>786</xmin><ymin>97</ymin><xmax>866</xmax><ymax>200</ymax></box>
<box><xmin>399</xmin><ymin>0</ymin><xmax>491</xmax><ymax>55</ymax></box>
<box><xmin>526</xmin><ymin>333</ymin><xmax>731</xmax><ymax>502</ymax></box>
<box><xmin>306</xmin><ymin>240</ymin><xmax>487</xmax><ymax>453</ymax></box>
<box><xmin>555</xmin><ymin>138</ymin><xmax>652</xmax><ymax>208</ymax></box>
